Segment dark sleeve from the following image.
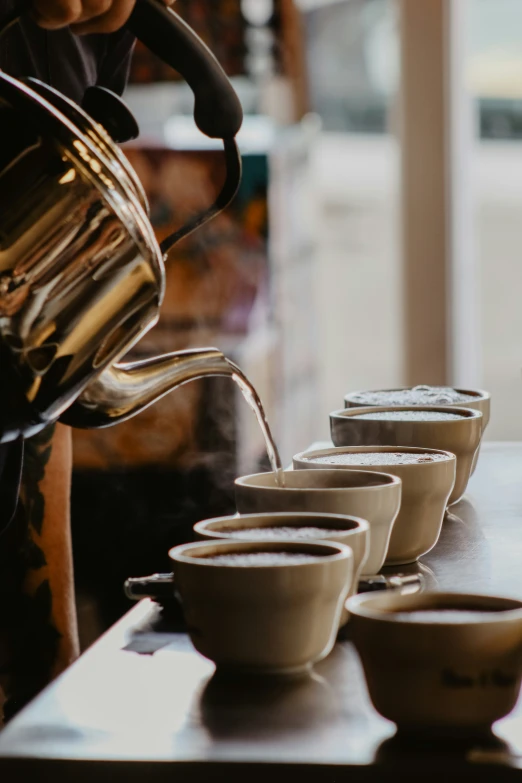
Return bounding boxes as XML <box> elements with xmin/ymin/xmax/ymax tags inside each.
<box><xmin>0</xmin><ymin>1</ymin><xmax>135</xmax><ymax>103</ymax></box>
<box><xmin>97</xmin><ymin>29</ymin><xmax>136</xmax><ymax>96</ymax></box>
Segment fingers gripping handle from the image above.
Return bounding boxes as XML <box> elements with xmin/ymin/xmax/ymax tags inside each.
<box><xmin>0</xmin><ymin>0</ymin><xmax>244</xmax><ymax>141</ymax></box>
<box><xmin>126</xmin><ymin>0</ymin><xmax>243</xmax><ymax>140</ymax></box>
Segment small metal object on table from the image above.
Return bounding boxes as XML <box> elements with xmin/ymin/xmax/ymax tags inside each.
<box><xmin>123</xmin><ymin>569</ymin><xmax>423</xmax><ymax>604</ymax></box>
<box><xmin>2</xmin><ymin>442</ymin><xmax>522</xmax><ymax>782</ymax></box>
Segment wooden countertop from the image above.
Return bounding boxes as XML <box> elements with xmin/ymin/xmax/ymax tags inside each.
<box><xmin>2</xmin><ymin>442</ymin><xmax>522</xmax><ymax>781</ymax></box>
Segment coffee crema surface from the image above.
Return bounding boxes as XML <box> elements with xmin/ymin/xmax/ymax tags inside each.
<box><xmin>305</xmin><ymin>452</ymin><xmax>447</xmax><ymax>466</ymax></box>
<box><xmin>220</xmin><ymin>526</ymin><xmax>349</xmax><ymax>540</ymax></box>
<box><xmin>353</xmin><ymin>410</ymin><xmax>464</xmax><ymax>422</ymax></box>
<box><xmin>199</xmin><ymin>552</ymin><xmax>324</xmax><ymax>566</ymax></box>
<box><xmin>350</xmin><ymin>386</ymin><xmax>476</xmax><ymax>407</ymax></box>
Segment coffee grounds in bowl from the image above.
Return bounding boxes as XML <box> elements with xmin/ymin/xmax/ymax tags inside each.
<box><xmin>353</xmin><ymin>411</ymin><xmax>464</xmax><ymax>422</ymax></box>
<box><xmin>201</xmin><ymin>552</ymin><xmax>324</xmax><ymax>566</ymax></box>
<box><xmin>391</xmin><ymin>608</ymin><xmax>508</xmax><ymax>623</ymax></box>
<box><xmin>351</xmin><ymin>386</ymin><xmax>476</xmax><ymax>406</ymax></box>
<box><xmin>306</xmin><ymin>452</ymin><xmax>447</xmax><ymax>466</ymax></box>
<box><xmin>219</xmin><ymin>526</ymin><xmax>347</xmax><ymax>539</ymax></box>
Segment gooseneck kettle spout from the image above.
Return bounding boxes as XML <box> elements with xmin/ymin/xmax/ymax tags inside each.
<box><xmin>61</xmin><ymin>348</ymin><xmax>236</xmax><ymax>429</ymax></box>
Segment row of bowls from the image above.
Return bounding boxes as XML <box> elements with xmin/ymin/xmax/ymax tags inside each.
<box><xmin>237</xmin><ymin>387</ymin><xmax>490</xmax><ymax>577</ymax></box>
<box><xmin>170</xmin><ymin>536</ymin><xmax>522</xmax><ymax>735</ymax></box>
<box><xmin>165</xmin><ymin>386</ymin><xmax>522</xmax><ymax>736</ymax></box>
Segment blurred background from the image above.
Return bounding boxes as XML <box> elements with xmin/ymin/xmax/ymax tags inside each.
<box><xmin>72</xmin><ymin>0</ymin><xmax>522</xmax><ymax>643</ymax></box>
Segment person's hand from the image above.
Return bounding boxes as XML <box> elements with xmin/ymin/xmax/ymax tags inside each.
<box><xmin>32</xmin><ymin>0</ymin><xmax>174</xmax><ymax>35</ymax></box>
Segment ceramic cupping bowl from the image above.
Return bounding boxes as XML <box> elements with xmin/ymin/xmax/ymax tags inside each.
<box><xmin>170</xmin><ymin>538</ymin><xmax>353</xmax><ymax>675</ymax></box>
<box><xmin>235</xmin><ymin>469</ymin><xmax>401</xmax><ymax>576</ymax></box>
<box><xmin>194</xmin><ymin>511</ymin><xmax>370</xmax><ymax>626</ymax></box>
<box><xmin>344</xmin><ymin>387</ymin><xmax>490</xmax><ymax>473</ymax></box>
<box><xmin>347</xmin><ymin>590</ymin><xmax>522</xmax><ymax>736</ymax></box>
<box><xmin>329</xmin><ymin>406</ymin><xmax>482</xmax><ymax>505</ymax></box>
<box><xmin>344</xmin><ymin>386</ymin><xmax>490</xmax><ymax>427</ymax></box>
<box><xmin>293</xmin><ymin>446</ymin><xmax>456</xmax><ymax>565</ymax></box>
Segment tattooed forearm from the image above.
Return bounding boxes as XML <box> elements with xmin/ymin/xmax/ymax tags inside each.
<box><xmin>1</xmin><ymin>424</ymin><xmax>77</xmax><ymax>723</ymax></box>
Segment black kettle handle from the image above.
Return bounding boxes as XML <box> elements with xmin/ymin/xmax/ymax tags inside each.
<box><xmin>126</xmin><ymin>0</ymin><xmax>243</xmax><ymax>140</ymax></box>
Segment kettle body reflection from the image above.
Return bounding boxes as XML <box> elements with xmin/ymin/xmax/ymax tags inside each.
<box><xmin>0</xmin><ymin>0</ymin><xmax>243</xmax><ymax>444</ymax></box>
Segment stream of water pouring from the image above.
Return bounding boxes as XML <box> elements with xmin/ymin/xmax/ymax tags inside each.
<box><xmin>225</xmin><ymin>359</ymin><xmax>285</xmax><ymax>486</ymax></box>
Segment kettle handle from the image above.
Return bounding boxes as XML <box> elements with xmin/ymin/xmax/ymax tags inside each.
<box><xmin>126</xmin><ymin>0</ymin><xmax>243</xmax><ymax>140</ymax></box>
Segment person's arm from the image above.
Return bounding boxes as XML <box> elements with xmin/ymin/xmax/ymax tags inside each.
<box><xmin>0</xmin><ymin>0</ymin><xmax>174</xmax><ymax>723</ymax></box>
<box><xmin>0</xmin><ymin>424</ymin><xmax>77</xmax><ymax>722</ymax></box>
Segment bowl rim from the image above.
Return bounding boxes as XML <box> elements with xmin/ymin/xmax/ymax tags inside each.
<box><xmin>344</xmin><ymin>387</ymin><xmax>491</xmax><ymax>405</ymax></box>
<box><xmin>194</xmin><ymin>511</ymin><xmax>371</xmax><ymax>538</ymax></box>
<box><xmin>330</xmin><ymin>405</ymin><xmax>484</xmax><ymax>423</ymax></box>
<box><xmin>169</xmin><ymin>537</ymin><xmax>353</xmax><ymax>568</ymax></box>
<box><xmin>346</xmin><ymin>590</ymin><xmax>522</xmax><ymax>625</ymax></box>
<box><xmin>234</xmin><ymin>468</ymin><xmax>402</xmax><ymax>493</ymax></box>
<box><xmin>293</xmin><ymin>444</ymin><xmax>457</xmax><ymax>467</ymax></box>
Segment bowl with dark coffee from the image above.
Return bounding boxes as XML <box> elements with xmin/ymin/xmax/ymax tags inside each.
<box><xmin>293</xmin><ymin>446</ymin><xmax>456</xmax><ymax>565</ymax></box>
<box><xmin>347</xmin><ymin>590</ymin><xmax>522</xmax><ymax>736</ymax></box>
<box><xmin>169</xmin><ymin>538</ymin><xmax>353</xmax><ymax>674</ymax></box>
<box><xmin>329</xmin><ymin>406</ymin><xmax>482</xmax><ymax>505</ymax></box>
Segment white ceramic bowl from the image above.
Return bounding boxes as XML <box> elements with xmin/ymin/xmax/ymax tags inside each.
<box><xmin>235</xmin><ymin>469</ymin><xmax>401</xmax><ymax>575</ymax></box>
<box><xmin>293</xmin><ymin>446</ymin><xmax>456</xmax><ymax>565</ymax></box>
<box><xmin>330</xmin><ymin>406</ymin><xmax>482</xmax><ymax>505</ymax></box>
<box><xmin>194</xmin><ymin>511</ymin><xmax>370</xmax><ymax>625</ymax></box>
<box><xmin>348</xmin><ymin>590</ymin><xmax>522</xmax><ymax>736</ymax></box>
<box><xmin>344</xmin><ymin>386</ymin><xmax>490</xmax><ymax>431</ymax></box>
<box><xmin>344</xmin><ymin>387</ymin><xmax>490</xmax><ymax>473</ymax></box>
<box><xmin>170</xmin><ymin>538</ymin><xmax>353</xmax><ymax>675</ymax></box>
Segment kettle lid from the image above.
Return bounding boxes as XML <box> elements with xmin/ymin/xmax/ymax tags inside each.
<box><xmin>22</xmin><ymin>76</ymin><xmax>150</xmax><ymax>213</ymax></box>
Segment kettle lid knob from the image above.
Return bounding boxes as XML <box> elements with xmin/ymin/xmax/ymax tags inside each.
<box><xmin>82</xmin><ymin>86</ymin><xmax>140</xmax><ymax>144</ymax></box>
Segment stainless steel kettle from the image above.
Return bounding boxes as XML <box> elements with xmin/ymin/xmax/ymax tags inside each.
<box><xmin>0</xmin><ymin>0</ymin><xmax>244</xmax><ymax>443</ymax></box>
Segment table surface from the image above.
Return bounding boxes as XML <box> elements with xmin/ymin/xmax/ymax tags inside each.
<box><xmin>3</xmin><ymin>442</ymin><xmax>522</xmax><ymax>781</ymax></box>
